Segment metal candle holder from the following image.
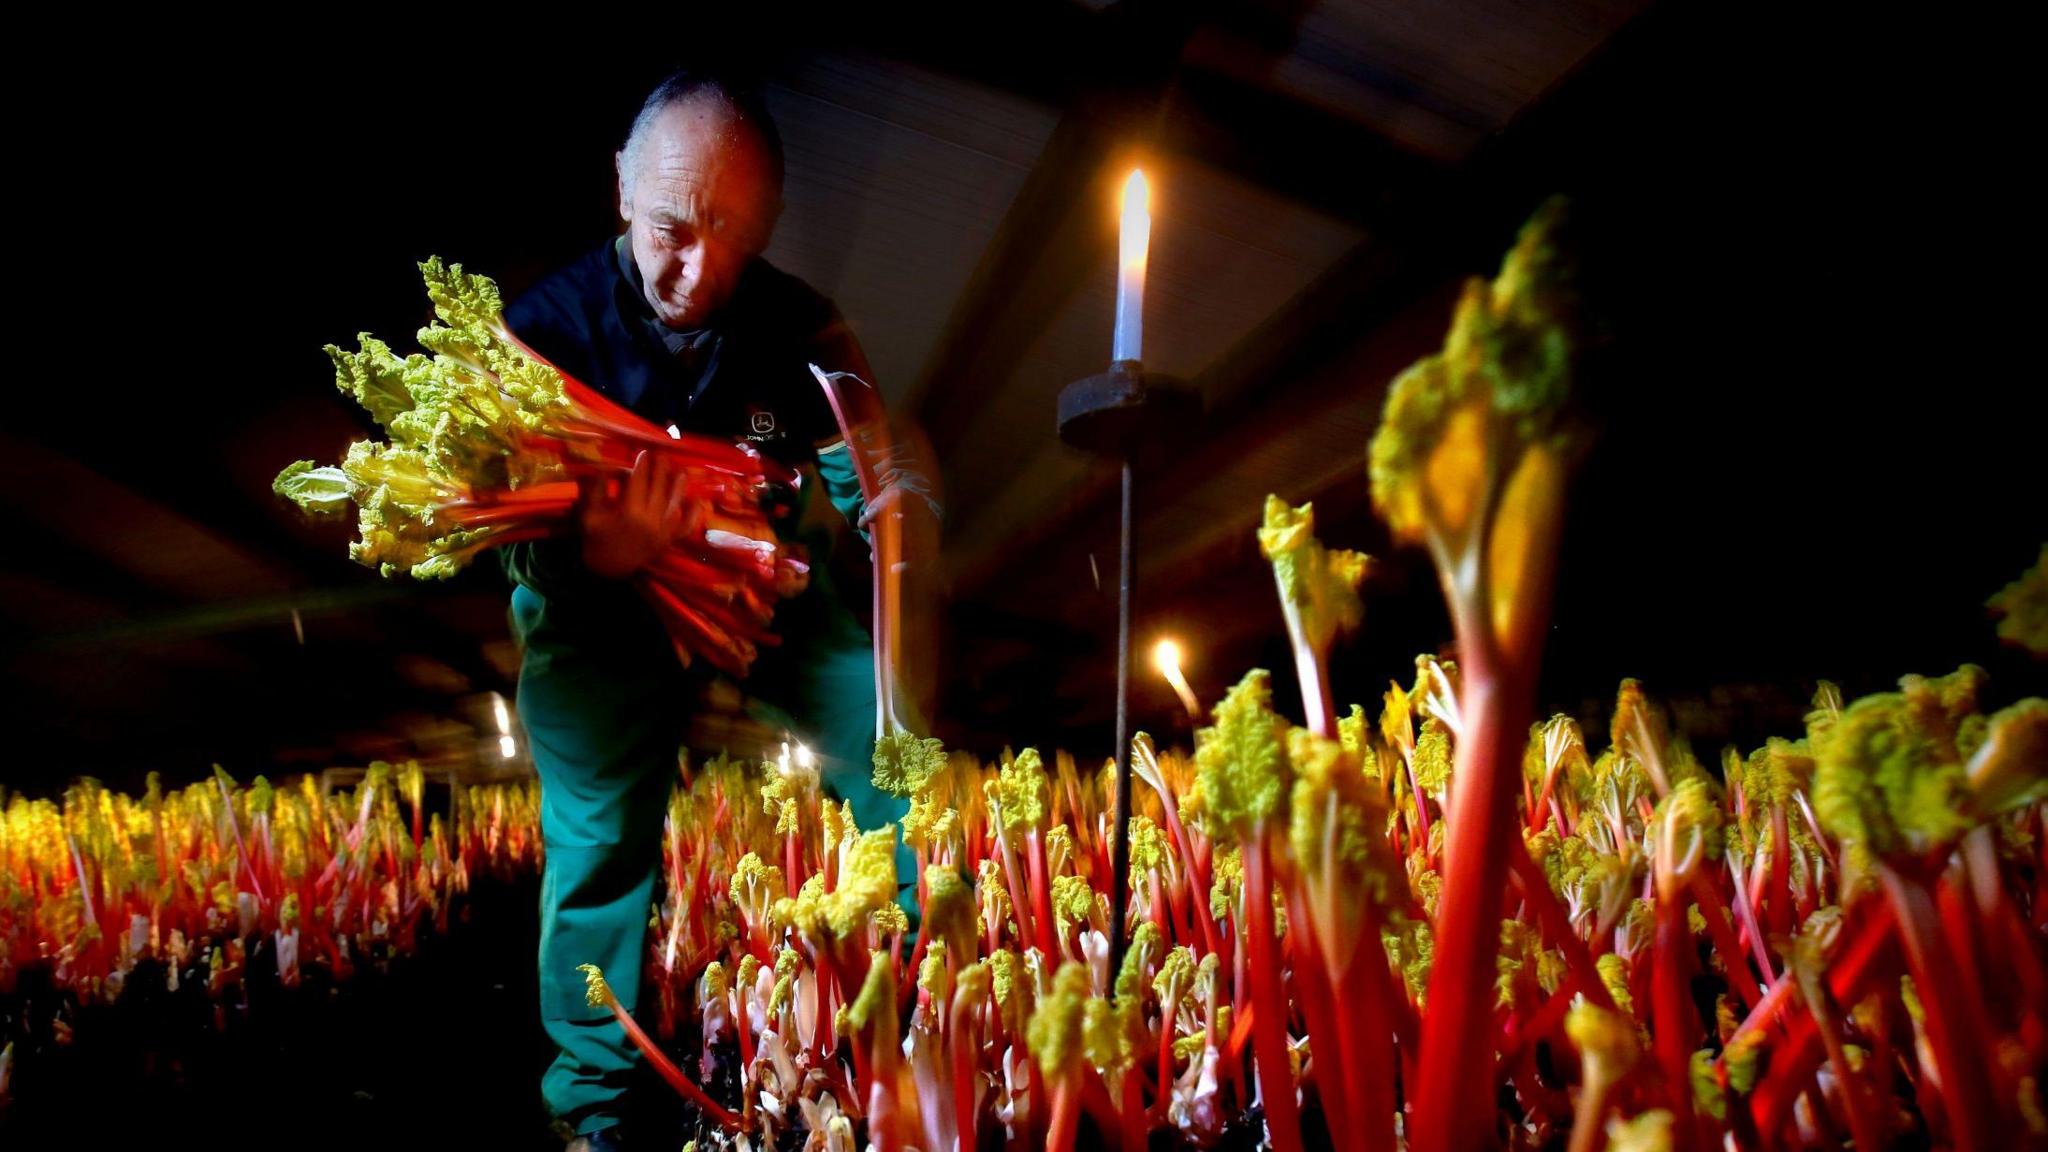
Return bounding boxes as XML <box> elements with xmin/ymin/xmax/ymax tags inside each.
<box><xmin>1057</xmin><ymin>359</ymin><xmax>1199</xmax><ymax>973</ymax></box>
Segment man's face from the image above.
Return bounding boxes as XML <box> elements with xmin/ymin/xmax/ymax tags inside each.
<box><xmin>618</xmin><ymin>99</ymin><xmax>779</xmax><ymax>330</ymax></box>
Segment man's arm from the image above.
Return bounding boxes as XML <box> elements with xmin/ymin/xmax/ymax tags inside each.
<box><xmin>499</xmin><ymin>290</ymin><xmax>614</xmax><ymax>601</ymax></box>
<box><xmin>805</xmin><ymin>310</ymin><xmax>941</xmax><ymax>537</ymax></box>
<box><xmin>803</xmin><ymin>309</ymin><xmax>943</xmax><ymax>736</ymax></box>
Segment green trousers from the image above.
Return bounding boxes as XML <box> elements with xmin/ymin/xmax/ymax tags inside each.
<box><xmin>513</xmin><ymin>582</ymin><xmax>906</xmax><ymax>1136</ymax></box>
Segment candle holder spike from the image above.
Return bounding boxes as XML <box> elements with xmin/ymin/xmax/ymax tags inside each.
<box><xmin>1057</xmin><ymin>360</ymin><xmax>1199</xmax><ymax>975</ymax></box>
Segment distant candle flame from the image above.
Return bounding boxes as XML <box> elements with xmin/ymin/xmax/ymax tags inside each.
<box><xmin>1154</xmin><ymin>638</ymin><xmax>1200</xmax><ymax>719</ymax></box>
<box><xmin>1153</xmin><ymin>639</ymin><xmax>1182</xmax><ymax>676</ymax></box>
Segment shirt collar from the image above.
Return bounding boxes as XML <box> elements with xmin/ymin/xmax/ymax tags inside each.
<box><xmin>613</xmin><ymin>234</ymin><xmax>718</xmax><ymax>360</ymax></box>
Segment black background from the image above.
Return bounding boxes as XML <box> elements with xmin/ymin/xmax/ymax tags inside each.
<box><xmin>5</xmin><ymin>3</ymin><xmax>2043</xmax><ymax>794</ymax></box>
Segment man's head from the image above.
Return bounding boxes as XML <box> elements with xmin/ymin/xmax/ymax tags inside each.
<box><xmin>617</xmin><ymin>72</ymin><xmax>785</xmax><ymax>330</ymax></box>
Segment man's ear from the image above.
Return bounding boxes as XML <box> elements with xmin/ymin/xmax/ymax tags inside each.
<box><xmin>615</xmin><ymin>151</ymin><xmax>633</xmax><ymax>223</ymax></box>
<box><xmin>755</xmin><ymin>193</ymin><xmax>785</xmax><ymax>253</ymax></box>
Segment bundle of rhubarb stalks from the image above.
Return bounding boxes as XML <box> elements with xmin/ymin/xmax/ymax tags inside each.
<box><xmin>274</xmin><ymin>259</ymin><xmax>808</xmax><ymax>676</ymax></box>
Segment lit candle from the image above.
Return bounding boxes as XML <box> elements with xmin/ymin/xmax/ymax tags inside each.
<box><xmin>494</xmin><ymin>694</ymin><xmax>516</xmax><ymax>758</ymax></box>
<box><xmin>1153</xmin><ymin>638</ymin><xmax>1200</xmax><ymax>719</ymax></box>
<box><xmin>1114</xmin><ymin>168</ymin><xmax>1150</xmax><ymax>365</ymax></box>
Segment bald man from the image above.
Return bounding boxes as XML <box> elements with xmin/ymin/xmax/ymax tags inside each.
<box><xmin>499</xmin><ymin>71</ymin><xmax>936</xmax><ymax>1150</ymax></box>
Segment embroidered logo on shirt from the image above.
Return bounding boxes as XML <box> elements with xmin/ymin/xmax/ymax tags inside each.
<box><xmin>750</xmin><ymin>411</ymin><xmax>777</xmax><ymax>435</ymax></box>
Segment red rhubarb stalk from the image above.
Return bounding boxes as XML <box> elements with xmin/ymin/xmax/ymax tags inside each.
<box><xmin>1689</xmin><ymin>871</ymin><xmax>1765</xmax><ymax>1012</ymax></box>
<box><xmin>1411</xmin><ymin>663</ymin><xmax>1531</xmax><ymax>1152</ymax></box>
<box><xmin>1287</xmin><ymin>910</ymin><xmax>1357</xmax><ymax>1152</ymax></box>
<box><xmin>1149</xmin><ymin>778</ymin><xmax>1222</xmax><ymax>957</ymax></box>
<box><xmin>1879</xmin><ymin>865</ymin><xmax>2001</xmax><ymax>1152</ymax></box>
<box><xmin>1650</xmin><ymin>889</ymin><xmax>1696</xmax><ymax>1137</ymax></box>
<box><xmin>1242</xmin><ymin>832</ymin><xmax>1304</xmax><ymax>1152</ymax></box>
<box><xmin>949</xmin><ymin>986</ymin><xmax>980</xmax><ymax>1152</ymax></box>
<box><xmin>810</xmin><ymin>363</ymin><xmax>906</xmax><ymax>740</ymax></box>
<box><xmin>578</xmin><ymin>964</ymin><xmax>740</xmax><ymax>1131</ymax></box>
<box><xmin>1027</xmin><ymin>831</ymin><xmax>1057</xmax><ymax>959</ymax></box>
<box><xmin>1767</xmin><ymin>805</ymin><xmax>1792</xmax><ymax>941</ymax></box>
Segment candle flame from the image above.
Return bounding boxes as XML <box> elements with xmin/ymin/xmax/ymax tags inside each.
<box><xmin>1154</xmin><ymin>638</ymin><xmax>1201</xmax><ymax>720</ymax></box>
<box><xmin>1122</xmin><ymin>169</ymin><xmax>1149</xmax><ymax>218</ymax></box>
<box><xmin>1114</xmin><ymin>167</ymin><xmax>1151</xmax><ymax>364</ymax></box>
<box><xmin>1153</xmin><ymin>638</ymin><xmax>1182</xmax><ymax>676</ymax></box>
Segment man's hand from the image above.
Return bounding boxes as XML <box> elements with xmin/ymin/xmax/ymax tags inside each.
<box><xmin>579</xmin><ymin>449</ymin><xmax>691</xmax><ymax>580</ymax></box>
<box><xmin>859</xmin><ymin>482</ymin><xmax>940</xmax><ymax>569</ymax></box>
<box><xmin>855</xmin><ymin>484</ymin><xmax>907</xmax><ymax>531</ymax></box>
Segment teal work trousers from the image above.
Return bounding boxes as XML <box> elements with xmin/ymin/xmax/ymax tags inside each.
<box><xmin>513</xmin><ymin>582</ymin><xmax>905</xmax><ymax>1136</ymax></box>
